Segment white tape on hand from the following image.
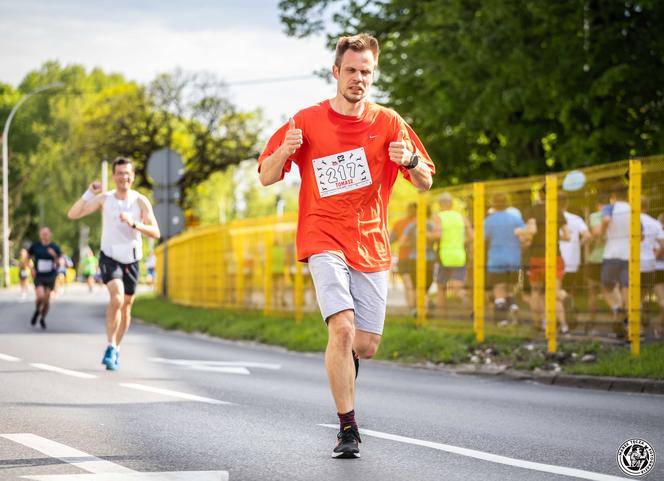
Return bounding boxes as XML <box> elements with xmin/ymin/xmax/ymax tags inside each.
<box><xmin>81</xmin><ymin>190</ymin><xmax>95</xmax><ymax>202</ymax></box>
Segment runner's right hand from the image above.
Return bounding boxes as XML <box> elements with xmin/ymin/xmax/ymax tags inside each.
<box><xmin>89</xmin><ymin>181</ymin><xmax>101</xmax><ymax>194</ymax></box>
<box><xmin>282</xmin><ymin>117</ymin><xmax>303</xmax><ymax>155</ymax></box>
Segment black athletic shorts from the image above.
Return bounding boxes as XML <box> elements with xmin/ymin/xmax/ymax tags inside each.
<box><xmin>99</xmin><ymin>251</ymin><xmax>139</xmax><ymax>296</ymax></box>
<box><xmin>34</xmin><ymin>275</ymin><xmax>56</xmax><ymax>289</ymax></box>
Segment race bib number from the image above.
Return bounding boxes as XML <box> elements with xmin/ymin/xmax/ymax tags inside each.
<box><xmin>37</xmin><ymin>259</ymin><xmax>53</xmax><ymax>273</ymax></box>
<box><xmin>313</xmin><ymin>147</ymin><xmax>372</xmax><ymax>198</ymax></box>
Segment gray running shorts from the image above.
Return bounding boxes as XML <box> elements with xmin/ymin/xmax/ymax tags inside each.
<box><xmin>308</xmin><ymin>252</ymin><xmax>389</xmax><ymax>335</ymax></box>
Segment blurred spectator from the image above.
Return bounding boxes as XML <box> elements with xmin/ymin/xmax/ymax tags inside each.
<box><xmin>432</xmin><ymin>192</ymin><xmax>472</xmax><ymax>314</ymax></box>
<box><xmin>516</xmin><ymin>185</ymin><xmax>570</xmax><ymax>333</ymax></box>
<box><xmin>54</xmin><ymin>255</ymin><xmax>68</xmax><ymax>297</ymax></box>
<box><xmin>80</xmin><ymin>248</ymin><xmax>98</xmax><ymax>293</ymax></box>
<box><xmin>600</xmin><ymin>184</ymin><xmax>630</xmax><ymax>336</ymax></box>
<box><xmin>144</xmin><ymin>250</ymin><xmax>157</xmax><ymax>287</ymax></box>
<box><xmin>640</xmin><ymin>197</ymin><xmax>664</xmax><ymax>331</ymax></box>
<box><xmin>18</xmin><ymin>248</ymin><xmax>33</xmax><ymax>300</ymax></box>
<box><xmin>390</xmin><ymin>203</ymin><xmax>417</xmax><ymax>310</ymax></box>
<box><xmin>400</xmin><ymin>206</ymin><xmax>438</xmax><ymax>315</ymax></box>
<box><xmin>586</xmin><ymin>193</ymin><xmax>609</xmax><ymax>323</ymax></box>
<box><xmin>484</xmin><ymin>192</ymin><xmax>524</xmax><ymax>324</ymax></box>
<box><xmin>559</xmin><ymin>193</ymin><xmax>591</xmax><ymax>326</ymax></box>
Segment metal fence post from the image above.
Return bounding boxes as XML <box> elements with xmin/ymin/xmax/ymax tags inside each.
<box><xmin>473</xmin><ymin>182</ymin><xmax>485</xmax><ymax>343</ymax></box>
<box><xmin>218</xmin><ymin>229</ymin><xmax>227</xmax><ymax>308</ymax></box>
<box><xmin>628</xmin><ymin>159</ymin><xmax>642</xmax><ymax>356</ymax></box>
<box><xmin>234</xmin><ymin>236</ymin><xmax>245</xmax><ymax>309</ymax></box>
<box><xmin>264</xmin><ymin>229</ymin><xmax>274</xmax><ymax>315</ymax></box>
<box><xmin>545</xmin><ymin>175</ymin><xmax>558</xmax><ymax>353</ymax></box>
<box><xmin>416</xmin><ymin>191</ymin><xmax>429</xmax><ymax>326</ymax></box>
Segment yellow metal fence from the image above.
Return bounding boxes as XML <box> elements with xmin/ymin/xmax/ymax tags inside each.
<box><xmin>156</xmin><ymin>155</ymin><xmax>664</xmax><ymax>355</ymax></box>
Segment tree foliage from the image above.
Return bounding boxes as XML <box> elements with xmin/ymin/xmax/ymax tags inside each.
<box><xmin>279</xmin><ymin>0</ymin><xmax>664</xmax><ymax>185</ymax></box>
<box><xmin>0</xmin><ymin>62</ymin><xmax>264</xmax><ymax>260</ymax></box>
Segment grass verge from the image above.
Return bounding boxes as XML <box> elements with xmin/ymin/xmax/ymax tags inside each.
<box><xmin>133</xmin><ymin>294</ymin><xmax>663</xmax><ymax>380</ymax></box>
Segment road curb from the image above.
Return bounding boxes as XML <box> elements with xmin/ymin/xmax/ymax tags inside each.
<box><xmin>496</xmin><ymin>369</ymin><xmax>664</xmax><ymax>394</ymax></box>
<box><xmin>392</xmin><ymin>360</ymin><xmax>664</xmax><ymax>395</ymax></box>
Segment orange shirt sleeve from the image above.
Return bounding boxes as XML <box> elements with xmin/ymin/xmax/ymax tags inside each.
<box><xmin>389</xmin><ymin>116</ymin><xmax>436</xmax><ymax>183</ymax></box>
<box><xmin>257</xmin><ymin>120</ymin><xmax>300</xmax><ymax>180</ymax></box>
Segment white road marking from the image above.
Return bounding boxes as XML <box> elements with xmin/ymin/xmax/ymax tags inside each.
<box><xmin>118</xmin><ymin>383</ymin><xmax>232</xmax><ymax>405</ymax></box>
<box><xmin>21</xmin><ymin>472</ymin><xmax>228</xmax><ymax>480</ymax></box>
<box><xmin>319</xmin><ymin>425</ymin><xmax>629</xmax><ymax>481</ymax></box>
<box><xmin>149</xmin><ymin>357</ymin><xmax>281</xmax><ymax>371</ymax></box>
<box><xmin>0</xmin><ymin>352</ymin><xmax>21</xmax><ymax>362</ymax></box>
<box><xmin>2</xmin><ymin>433</ymin><xmax>229</xmax><ymax>480</ymax></box>
<box><xmin>1</xmin><ymin>433</ymin><xmax>133</xmax><ymax>474</ymax></box>
<box><xmin>30</xmin><ymin>364</ymin><xmax>97</xmax><ymax>379</ymax></box>
<box><xmin>190</xmin><ymin>366</ymin><xmax>250</xmax><ymax>375</ymax></box>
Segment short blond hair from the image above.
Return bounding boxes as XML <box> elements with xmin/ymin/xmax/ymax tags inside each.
<box><xmin>334</xmin><ymin>33</ymin><xmax>379</xmax><ymax>68</ymax></box>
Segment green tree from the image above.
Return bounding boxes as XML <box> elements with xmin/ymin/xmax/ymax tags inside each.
<box><xmin>279</xmin><ymin>0</ymin><xmax>664</xmax><ymax>185</ymax></box>
<box><xmin>1</xmin><ymin>62</ymin><xmax>265</xmax><ymax>263</ymax></box>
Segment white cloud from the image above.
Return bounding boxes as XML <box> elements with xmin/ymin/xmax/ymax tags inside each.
<box><xmin>0</xmin><ymin>0</ymin><xmax>335</xmax><ymax>133</ymax></box>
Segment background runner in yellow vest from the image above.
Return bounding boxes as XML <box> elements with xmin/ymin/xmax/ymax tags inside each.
<box><xmin>432</xmin><ymin>192</ymin><xmax>473</xmax><ymax>316</ymax></box>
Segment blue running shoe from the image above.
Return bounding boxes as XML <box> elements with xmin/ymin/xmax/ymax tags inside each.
<box><xmin>101</xmin><ymin>346</ymin><xmax>118</xmax><ymax>370</ymax></box>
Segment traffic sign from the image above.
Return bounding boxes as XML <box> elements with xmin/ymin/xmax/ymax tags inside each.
<box><xmin>153</xmin><ymin>186</ymin><xmax>181</xmax><ymax>204</ymax></box>
<box><xmin>154</xmin><ymin>203</ymin><xmax>184</xmax><ymax>239</ymax></box>
<box><xmin>147</xmin><ymin>148</ymin><xmax>184</xmax><ymax>186</ymax></box>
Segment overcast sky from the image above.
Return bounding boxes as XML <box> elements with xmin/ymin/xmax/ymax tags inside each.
<box><xmin>0</xmin><ymin>0</ymin><xmax>338</xmax><ymax>134</ymax></box>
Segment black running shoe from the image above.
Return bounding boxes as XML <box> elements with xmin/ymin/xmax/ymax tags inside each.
<box><xmin>352</xmin><ymin>349</ymin><xmax>359</xmax><ymax>379</ymax></box>
<box><xmin>332</xmin><ymin>426</ymin><xmax>361</xmax><ymax>459</ymax></box>
<box><xmin>39</xmin><ymin>317</ymin><xmax>46</xmax><ymax>330</ymax></box>
<box><xmin>30</xmin><ymin>310</ymin><xmax>39</xmax><ymax>326</ymax></box>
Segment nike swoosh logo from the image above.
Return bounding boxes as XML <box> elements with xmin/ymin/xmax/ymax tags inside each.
<box><xmin>369</xmin><ymin>135</ymin><xmax>377</xmax><ymax>139</ymax></box>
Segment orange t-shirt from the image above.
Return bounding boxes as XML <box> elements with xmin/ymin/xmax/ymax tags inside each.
<box><xmin>258</xmin><ymin>100</ymin><xmax>435</xmax><ymax>272</ymax></box>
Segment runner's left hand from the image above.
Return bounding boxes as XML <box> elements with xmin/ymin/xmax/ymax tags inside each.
<box><xmin>119</xmin><ymin>212</ymin><xmax>135</xmax><ymax>226</ymax></box>
<box><xmin>388</xmin><ymin>130</ymin><xmax>412</xmax><ymax>166</ymax></box>
<box><xmin>47</xmin><ymin>247</ymin><xmax>58</xmax><ymax>258</ymax></box>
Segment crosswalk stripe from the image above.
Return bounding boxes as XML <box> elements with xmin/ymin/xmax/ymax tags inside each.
<box><xmin>1</xmin><ymin>433</ymin><xmax>133</xmax><ymax>474</ymax></box>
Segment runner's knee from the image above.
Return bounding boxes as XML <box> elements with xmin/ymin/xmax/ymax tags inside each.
<box><xmin>355</xmin><ymin>343</ymin><xmax>378</xmax><ymax>359</ymax></box>
<box><xmin>109</xmin><ymin>294</ymin><xmax>124</xmax><ymax>309</ymax></box>
<box><xmin>327</xmin><ymin>311</ymin><xmax>355</xmax><ymax>347</ymax></box>
<box><xmin>355</xmin><ymin>336</ymin><xmax>380</xmax><ymax>359</ymax></box>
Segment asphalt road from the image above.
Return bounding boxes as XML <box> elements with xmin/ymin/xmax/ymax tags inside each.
<box><xmin>0</xmin><ymin>284</ymin><xmax>662</xmax><ymax>481</ymax></box>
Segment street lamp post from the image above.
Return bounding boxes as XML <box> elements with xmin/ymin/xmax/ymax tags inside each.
<box><xmin>2</xmin><ymin>82</ymin><xmax>63</xmax><ymax>287</ymax></box>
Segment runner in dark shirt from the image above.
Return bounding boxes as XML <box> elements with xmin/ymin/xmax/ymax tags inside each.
<box><xmin>28</xmin><ymin>226</ymin><xmax>61</xmax><ymax>329</ymax></box>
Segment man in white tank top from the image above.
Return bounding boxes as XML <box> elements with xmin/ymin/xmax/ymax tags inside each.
<box><xmin>67</xmin><ymin>157</ymin><xmax>161</xmax><ymax>370</ymax></box>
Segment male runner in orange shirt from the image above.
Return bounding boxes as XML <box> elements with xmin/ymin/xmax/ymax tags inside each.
<box><xmin>259</xmin><ymin>33</ymin><xmax>434</xmax><ymax>458</ymax></box>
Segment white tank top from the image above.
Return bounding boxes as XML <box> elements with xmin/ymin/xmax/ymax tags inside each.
<box><xmin>101</xmin><ymin>190</ymin><xmax>143</xmax><ymax>263</ymax></box>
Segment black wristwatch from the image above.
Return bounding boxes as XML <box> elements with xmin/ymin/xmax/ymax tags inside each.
<box><xmin>405</xmin><ymin>153</ymin><xmax>419</xmax><ymax>170</ymax></box>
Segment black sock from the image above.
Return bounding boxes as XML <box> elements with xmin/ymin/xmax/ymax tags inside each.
<box><xmin>352</xmin><ymin>349</ymin><xmax>359</xmax><ymax>379</ymax></box>
<box><xmin>338</xmin><ymin>409</ymin><xmax>357</xmax><ymax>432</ymax></box>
